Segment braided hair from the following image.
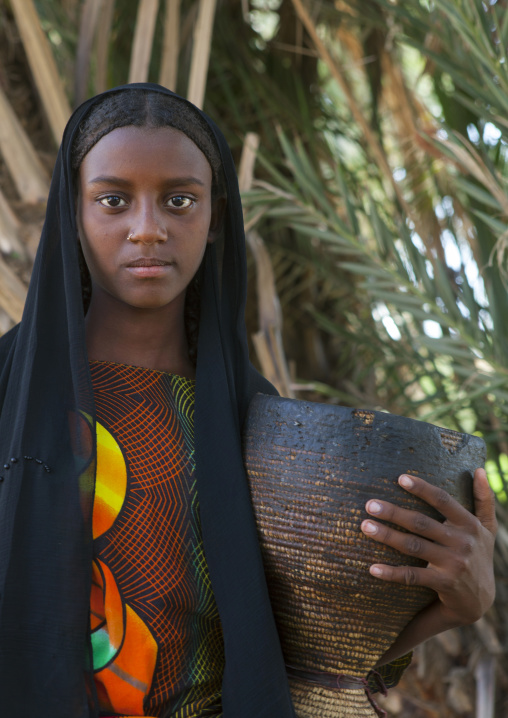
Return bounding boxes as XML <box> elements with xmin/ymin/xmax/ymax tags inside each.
<box><xmin>71</xmin><ymin>89</ymin><xmax>225</xmax><ymax>366</ymax></box>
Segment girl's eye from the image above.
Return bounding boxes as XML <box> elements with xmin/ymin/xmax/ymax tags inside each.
<box><xmin>99</xmin><ymin>195</ymin><xmax>126</xmax><ymax>208</ymax></box>
<box><xmin>167</xmin><ymin>196</ymin><xmax>193</xmax><ymax>209</ymax></box>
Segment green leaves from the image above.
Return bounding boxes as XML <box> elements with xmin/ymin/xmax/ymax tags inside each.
<box><xmin>243</xmin><ymin>123</ymin><xmax>508</xmax><ymax>449</ymax></box>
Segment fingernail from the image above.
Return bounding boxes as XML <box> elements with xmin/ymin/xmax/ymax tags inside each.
<box><xmin>370</xmin><ymin>566</ymin><xmax>383</xmax><ymax>577</ymax></box>
<box><xmin>362</xmin><ymin>520</ymin><xmax>378</xmax><ymax>535</ymax></box>
<box><xmin>399</xmin><ymin>475</ymin><xmax>414</xmax><ymax>489</ymax></box>
<box><xmin>367</xmin><ymin>500</ymin><xmax>382</xmax><ymax>514</ymax></box>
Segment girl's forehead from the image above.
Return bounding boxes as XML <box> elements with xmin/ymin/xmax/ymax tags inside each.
<box><xmin>79</xmin><ymin>125</ymin><xmax>213</xmax><ymax>183</ymax></box>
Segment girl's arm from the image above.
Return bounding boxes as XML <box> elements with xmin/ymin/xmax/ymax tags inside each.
<box><xmin>359</xmin><ymin>468</ymin><xmax>497</xmax><ymax>667</ymax></box>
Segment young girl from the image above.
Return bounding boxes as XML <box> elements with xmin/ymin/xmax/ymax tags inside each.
<box><xmin>0</xmin><ymin>83</ymin><xmax>496</xmax><ymax>718</ymax></box>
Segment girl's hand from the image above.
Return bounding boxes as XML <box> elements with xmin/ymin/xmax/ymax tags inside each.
<box><xmin>361</xmin><ymin>468</ymin><xmax>497</xmax><ymax>631</ymax></box>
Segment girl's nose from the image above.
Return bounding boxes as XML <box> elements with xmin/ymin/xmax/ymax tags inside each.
<box><xmin>127</xmin><ymin>203</ymin><xmax>167</xmax><ymax>245</ymax></box>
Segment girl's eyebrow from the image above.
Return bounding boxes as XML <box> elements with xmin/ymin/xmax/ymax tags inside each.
<box><xmin>87</xmin><ymin>175</ymin><xmax>206</xmax><ymax>188</ymax></box>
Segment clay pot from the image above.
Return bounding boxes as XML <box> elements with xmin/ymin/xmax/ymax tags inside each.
<box><xmin>243</xmin><ymin>395</ymin><xmax>485</xmax><ymax>717</ymax></box>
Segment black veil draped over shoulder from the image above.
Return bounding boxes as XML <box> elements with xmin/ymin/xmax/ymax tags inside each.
<box><xmin>0</xmin><ymin>84</ymin><xmax>295</xmax><ymax>718</ymax></box>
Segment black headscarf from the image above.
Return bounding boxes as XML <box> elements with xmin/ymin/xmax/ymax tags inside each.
<box><xmin>0</xmin><ymin>83</ymin><xmax>295</xmax><ymax>718</ymax></box>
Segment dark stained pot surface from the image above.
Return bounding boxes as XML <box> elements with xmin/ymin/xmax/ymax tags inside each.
<box><xmin>243</xmin><ymin>394</ymin><xmax>486</xmax><ymax>686</ymax></box>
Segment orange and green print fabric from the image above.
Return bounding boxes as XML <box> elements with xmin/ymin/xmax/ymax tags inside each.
<box><xmin>89</xmin><ymin>361</ymin><xmax>224</xmax><ymax>718</ymax></box>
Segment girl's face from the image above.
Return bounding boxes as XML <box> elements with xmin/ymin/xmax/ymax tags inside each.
<box><xmin>77</xmin><ymin>125</ymin><xmax>221</xmax><ymax>313</ymax></box>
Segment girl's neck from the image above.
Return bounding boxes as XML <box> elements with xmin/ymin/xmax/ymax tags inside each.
<box><xmin>84</xmin><ymin>292</ymin><xmax>195</xmax><ymax>378</ymax></box>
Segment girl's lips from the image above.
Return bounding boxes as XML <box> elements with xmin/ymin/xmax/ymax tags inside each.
<box><xmin>125</xmin><ymin>265</ymin><xmax>172</xmax><ymax>278</ymax></box>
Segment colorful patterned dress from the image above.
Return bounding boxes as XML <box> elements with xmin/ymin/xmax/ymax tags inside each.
<box><xmin>89</xmin><ymin>361</ymin><xmax>224</xmax><ymax>718</ymax></box>
<box><xmin>88</xmin><ymin>360</ymin><xmax>410</xmax><ymax>717</ymax></box>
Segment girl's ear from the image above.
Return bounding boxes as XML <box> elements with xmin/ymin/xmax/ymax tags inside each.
<box><xmin>207</xmin><ymin>197</ymin><xmax>227</xmax><ymax>244</ymax></box>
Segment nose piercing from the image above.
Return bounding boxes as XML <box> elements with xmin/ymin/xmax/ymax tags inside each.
<box><xmin>127</xmin><ymin>232</ymin><xmax>134</xmax><ymax>242</ymax></box>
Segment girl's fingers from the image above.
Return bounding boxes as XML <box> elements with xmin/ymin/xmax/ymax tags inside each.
<box><xmin>362</xmin><ymin>471</ymin><xmax>497</xmax><ymax>620</ymax></box>
<box><xmin>380</xmin><ymin>474</ymin><xmax>483</xmax><ymax>527</ymax></box>
<box><xmin>395</xmin><ymin>474</ymin><xmax>478</xmax><ymax>527</ymax></box>
<box><xmin>368</xmin><ymin>563</ymin><xmax>439</xmax><ymax>590</ymax></box>
<box><xmin>473</xmin><ymin>468</ymin><xmax>498</xmax><ymax>535</ymax></box>
<box><xmin>365</xmin><ymin>497</ymin><xmax>448</xmax><ymax>543</ymax></box>
<box><xmin>363</xmin><ymin>472</ymin><xmax>489</xmax><ymax>556</ymax></box>
<box><xmin>361</xmin><ymin>517</ymin><xmax>446</xmax><ymax>564</ymax></box>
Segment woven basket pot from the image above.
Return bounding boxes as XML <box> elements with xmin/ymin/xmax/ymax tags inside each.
<box><xmin>243</xmin><ymin>395</ymin><xmax>486</xmax><ymax>718</ymax></box>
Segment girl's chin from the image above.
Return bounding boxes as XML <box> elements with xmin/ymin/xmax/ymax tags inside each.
<box><xmin>88</xmin><ymin>283</ymin><xmax>187</xmax><ymax>313</ymax></box>
<box><xmin>122</xmin><ymin>297</ymin><xmax>183</xmax><ymax>312</ymax></box>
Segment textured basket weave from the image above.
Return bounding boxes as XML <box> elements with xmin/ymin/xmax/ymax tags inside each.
<box><xmin>243</xmin><ymin>395</ymin><xmax>486</xmax><ymax>717</ymax></box>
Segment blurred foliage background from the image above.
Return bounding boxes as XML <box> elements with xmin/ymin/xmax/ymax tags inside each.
<box><xmin>0</xmin><ymin>0</ymin><xmax>507</xmax><ymax>715</ymax></box>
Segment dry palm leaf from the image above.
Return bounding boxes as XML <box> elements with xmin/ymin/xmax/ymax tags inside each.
<box><xmin>159</xmin><ymin>0</ymin><xmax>181</xmax><ymax>90</ymax></box>
<box><xmin>239</xmin><ymin>132</ymin><xmax>293</xmax><ymax>397</ymax></box>
<box><xmin>9</xmin><ymin>0</ymin><xmax>71</xmax><ymax>144</ymax></box>
<box><xmin>75</xmin><ymin>0</ymin><xmax>104</xmax><ymax>105</ymax></box>
<box><xmin>0</xmin><ymin>189</ymin><xmax>23</xmax><ymax>256</ymax></box>
<box><xmin>0</xmin><ymin>254</ymin><xmax>27</xmax><ymax>323</ymax></box>
<box><xmin>0</xmin><ymin>85</ymin><xmax>49</xmax><ymax>206</ymax></box>
<box><xmin>95</xmin><ymin>0</ymin><xmax>116</xmax><ymax>94</ymax></box>
<box><xmin>129</xmin><ymin>0</ymin><xmax>160</xmax><ymax>84</ymax></box>
<box><xmin>187</xmin><ymin>0</ymin><xmax>218</xmax><ymax>108</ymax></box>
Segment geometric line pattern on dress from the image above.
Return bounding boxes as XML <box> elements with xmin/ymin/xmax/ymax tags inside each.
<box><xmin>369</xmin><ymin>651</ymin><xmax>413</xmax><ymax>692</ymax></box>
<box><xmin>90</xmin><ymin>361</ymin><xmax>224</xmax><ymax>718</ymax></box>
